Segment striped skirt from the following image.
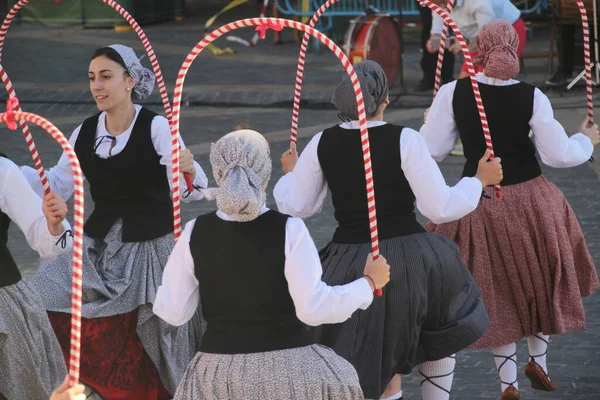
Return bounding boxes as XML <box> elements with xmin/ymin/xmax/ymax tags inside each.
<box><xmin>427</xmin><ymin>176</ymin><xmax>599</xmax><ymax>348</ymax></box>
<box><xmin>30</xmin><ymin>220</ymin><xmax>204</xmax><ymax>397</ymax></box>
<box><xmin>174</xmin><ymin>345</ymin><xmax>364</xmax><ymax>400</ymax></box>
<box><xmin>315</xmin><ymin>233</ymin><xmax>490</xmax><ymax>399</ymax></box>
<box><xmin>0</xmin><ymin>280</ymin><xmax>67</xmax><ymax>400</ymax></box>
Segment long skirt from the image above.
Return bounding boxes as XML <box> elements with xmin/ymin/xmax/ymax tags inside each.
<box><xmin>30</xmin><ymin>220</ymin><xmax>204</xmax><ymax>399</ymax></box>
<box><xmin>0</xmin><ymin>280</ymin><xmax>67</xmax><ymax>400</ymax></box>
<box><xmin>315</xmin><ymin>233</ymin><xmax>490</xmax><ymax>399</ymax></box>
<box><xmin>427</xmin><ymin>176</ymin><xmax>599</xmax><ymax>348</ymax></box>
<box><xmin>174</xmin><ymin>345</ymin><xmax>365</xmax><ymax>400</ymax></box>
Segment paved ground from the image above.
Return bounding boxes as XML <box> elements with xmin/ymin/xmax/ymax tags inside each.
<box><xmin>2</xmin><ymin>1</ymin><xmax>600</xmax><ymax>398</ymax></box>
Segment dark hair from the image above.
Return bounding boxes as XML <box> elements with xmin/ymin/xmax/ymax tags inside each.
<box><xmin>234</xmin><ymin>122</ymin><xmax>252</xmax><ymax>130</ymax></box>
<box><xmin>90</xmin><ymin>47</ymin><xmax>129</xmax><ymax>74</ymax></box>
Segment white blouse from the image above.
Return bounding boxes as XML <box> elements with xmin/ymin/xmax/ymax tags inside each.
<box><xmin>419</xmin><ymin>73</ymin><xmax>594</xmax><ymax>167</ymax></box>
<box><xmin>153</xmin><ymin>205</ymin><xmax>374</xmax><ymax>327</ymax></box>
<box><xmin>273</xmin><ymin>121</ymin><xmax>484</xmax><ymax>224</ymax></box>
<box><xmin>1</xmin><ymin>157</ymin><xmax>72</xmax><ymax>259</ymax></box>
<box><xmin>21</xmin><ymin>105</ymin><xmax>209</xmax><ymax>202</ymax></box>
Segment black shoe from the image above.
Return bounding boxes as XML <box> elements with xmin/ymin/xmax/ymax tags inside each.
<box><xmin>545</xmin><ymin>71</ymin><xmax>573</xmax><ymax>86</ymax></box>
<box><xmin>414</xmin><ymin>79</ymin><xmax>434</xmax><ymax>92</ymax></box>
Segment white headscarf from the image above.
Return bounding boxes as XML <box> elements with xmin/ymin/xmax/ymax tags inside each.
<box><xmin>107</xmin><ymin>44</ymin><xmax>155</xmax><ymax>100</ymax></box>
<box><xmin>202</xmin><ymin>130</ymin><xmax>272</xmax><ymax>222</ymax></box>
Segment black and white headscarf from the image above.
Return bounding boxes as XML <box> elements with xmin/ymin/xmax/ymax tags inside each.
<box><xmin>331</xmin><ymin>60</ymin><xmax>389</xmax><ymax>121</ymax></box>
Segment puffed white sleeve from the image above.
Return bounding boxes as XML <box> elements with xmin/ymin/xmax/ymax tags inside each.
<box><xmin>530</xmin><ymin>88</ymin><xmax>594</xmax><ymax>168</ymax></box>
<box><xmin>419</xmin><ymin>81</ymin><xmax>460</xmax><ymax>162</ymax></box>
<box><xmin>284</xmin><ymin>217</ymin><xmax>373</xmax><ymax>326</ymax></box>
<box><xmin>273</xmin><ymin>133</ymin><xmax>328</xmax><ymax>219</ymax></box>
<box><xmin>1</xmin><ymin>160</ymin><xmax>72</xmax><ymax>259</ymax></box>
<box><xmin>151</xmin><ymin>117</ymin><xmax>209</xmax><ymax>202</ymax></box>
<box><xmin>21</xmin><ymin>125</ymin><xmax>82</xmax><ymax>201</ymax></box>
<box><xmin>401</xmin><ymin>128</ymin><xmax>483</xmax><ymax>224</ymax></box>
<box><xmin>153</xmin><ymin>219</ymin><xmax>200</xmax><ymax>326</ymax></box>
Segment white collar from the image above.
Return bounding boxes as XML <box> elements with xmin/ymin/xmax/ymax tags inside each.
<box><xmin>339</xmin><ymin>120</ymin><xmax>388</xmax><ymax>130</ymax></box>
<box><xmin>476</xmin><ymin>72</ymin><xmax>520</xmax><ymax>87</ymax></box>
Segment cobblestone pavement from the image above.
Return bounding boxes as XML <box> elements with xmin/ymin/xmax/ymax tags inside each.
<box><xmin>2</xmin><ymin>1</ymin><xmax>600</xmax><ymax>398</ymax></box>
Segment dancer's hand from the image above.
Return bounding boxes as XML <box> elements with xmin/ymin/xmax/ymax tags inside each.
<box><xmin>180</xmin><ymin>149</ymin><xmax>197</xmax><ymax>180</ymax></box>
<box><xmin>281</xmin><ymin>144</ymin><xmax>298</xmax><ymax>174</ymax></box>
<box><xmin>426</xmin><ymin>34</ymin><xmax>441</xmax><ymax>53</ymax></box>
<box><xmin>475</xmin><ymin>149</ymin><xmax>503</xmax><ymax>187</ymax></box>
<box><xmin>43</xmin><ymin>192</ymin><xmax>67</xmax><ymax>236</ymax></box>
<box><xmin>448</xmin><ymin>37</ymin><xmax>462</xmax><ymax>54</ymax></box>
<box><xmin>49</xmin><ymin>376</ymin><xmax>86</xmax><ymax>400</ymax></box>
<box><xmin>580</xmin><ymin>117</ymin><xmax>600</xmax><ymax>146</ymax></box>
<box><xmin>363</xmin><ymin>254</ymin><xmax>390</xmax><ymax>291</ymax></box>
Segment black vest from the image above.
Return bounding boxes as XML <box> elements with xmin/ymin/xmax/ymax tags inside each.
<box><xmin>317</xmin><ymin>124</ymin><xmax>425</xmax><ymax>244</ymax></box>
<box><xmin>189</xmin><ymin>210</ymin><xmax>312</xmax><ymax>354</ymax></box>
<box><xmin>452</xmin><ymin>78</ymin><xmax>542</xmax><ymax>186</ymax></box>
<box><xmin>74</xmin><ymin>108</ymin><xmax>173</xmax><ymax>242</ymax></box>
<box><xmin>0</xmin><ymin>155</ymin><xmax>22</xmax><ymax>287</ymax></box>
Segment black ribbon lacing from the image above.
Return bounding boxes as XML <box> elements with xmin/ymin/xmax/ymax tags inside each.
<box><xmin>529</xmin><ymin>334</ymin><xmax>549</xmax><ymax>372</ymax></box>
<box><xmin>55</xmin><ymin>229</ymin><xmax>73</xmax><ymax>249</ymax></box>
<box><xmin>418</xmin><ymin>355</ymin><xmax>456</xmax><ymax>395</ymax></box>
<box><xmin>93</xmin><ymin>135</ymin><xmax>116</xmax><ymax>158</ymax></box>
<box><xmin>493</xmin><ymin>350</ymin><xmax>518</xmax><ymax>388</ymax></box>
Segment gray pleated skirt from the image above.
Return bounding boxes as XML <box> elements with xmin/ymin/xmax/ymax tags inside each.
<box><xmin>174</xmin><ymin>344</ymin><xmax>365</xmax><ymax>400</ymax></box>
<box><xmin>0</xmin><ymin>280</ymin><xmax>67</xmax><ymax>400</ymax></box>
<box><xmin>29</xmin><ymin>220</ymin><xmax>204</xmax><ymax>395</ymax></box>
<box><xmin>315</xmin><ymin>233</ymin><xmax>490</xmax><ymax>399</ymax></box>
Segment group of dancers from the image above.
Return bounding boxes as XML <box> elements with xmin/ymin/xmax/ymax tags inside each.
<box><xmin>1</xmin><ymin>14</ymin><xmax>599</xmax><ymax>400</ymax></box>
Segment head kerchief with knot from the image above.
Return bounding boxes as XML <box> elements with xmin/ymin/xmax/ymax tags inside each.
<box><xmin>473</xmin><ymin>19</ymin><xmax>520</xmax><ymax>80</ymax></box>
<box><xmin>107</xmin><ymin>44</ymin><xmax>155</xmax><ymax>100</ymax></box>
<box><xmin>202</xmin><ymin>129</ymin><xmax>272</xmax><ymax>222</ymax></box>
<box><xmin>331</xmin><ymin>60</ymin><xmax>389</xmax><ymax>121</ymax></box>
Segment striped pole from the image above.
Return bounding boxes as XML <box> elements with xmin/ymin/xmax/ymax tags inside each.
<box><xmin>420</xmin><ymin>0</ymin><xmax>502</xmax><ymax>198</ymax></box>
<box><xmin>1</xmin><ymin>102</ymin><xmax>85</xmax><ymax>387</ymax></box>
<box><xmin>174</xmin><ymin>17</ymin><xmax>384</xmax><ymax>295</ymax></box>
<box><xmin>433</xmin><ymin>0</ymin><xmax>454</xmax><ymax>97</ymax></box>
<box><xmin>576</xmin><ymin>0</ymin><xmax>594</xmax><ymax>124</ymax></box>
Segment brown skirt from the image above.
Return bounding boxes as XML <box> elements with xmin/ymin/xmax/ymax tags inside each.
<box><xmin>427</xmin><ymin>175</ymin><xmax>599</xmax><ymax>348</ymax></box>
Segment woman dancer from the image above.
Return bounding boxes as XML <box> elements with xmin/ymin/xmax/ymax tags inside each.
<box><xmin>426</xmin><ymin>0</ymin><xmax>526</xmax><ymax>80</ymax></box>
<box><xmin>421</xmin><ymin>20</ymin><xmax>600</xmax><ymax>400</ymax></box>
<box><xmin>0</xmin><ymin>154</ymin><xmax>72</xmax><ymax>400</ymax></box>
<box><xmin>22</xmin><ymin>44</ymin><xmax>208</xmax><ymax>399</ymax></box>
<box><xmin>273</xmin><ymin>60</ymin><xmax>502</xmax><ymax>400</ymax></box>
<box><xmin>154</xmin><ymin>128</ymin><xmax>391</xmax><ymax>399</ymax></box>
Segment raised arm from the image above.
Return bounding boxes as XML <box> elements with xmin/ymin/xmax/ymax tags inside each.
<box><xmin>1</xmin><ymin>159</ymin><xmax>72</xmax><ymax>259</ymax></box>
<box><xmin>401</xmin><ymin>128</ymin><xmax>501</xmax><ymax>224</ymax></box>
<box><xmin>530</xmin><ymin>88</ymin><xmax>596</xmax><ymax>167</ymax></box>
<box><xmin>419</xmin><ymin>81</ymin><xmax>460</xmax><ymax>161</ymax></box>
<box><xmin>151</xmin><ymin>117</ymin><xmax>209</xmax><ymax>202</ymax></box>
<box><xmin>284</xmin><ymin>217</ymin><xmax>389</xmax><ymax>326</ymax></box>
<box><xmin>153</xmin><ymin>219</ymin><xmax>200</xmax><ymax>326</ymax></box>
<box><xmin>21</xmin><ymin>125</ymin><xmax>81</xmax><ymax>201</ymax></box>
<box><xmin>273</xmin><ymin>133</ymin><xmax>328</xmax><ymax>219</ymax></box>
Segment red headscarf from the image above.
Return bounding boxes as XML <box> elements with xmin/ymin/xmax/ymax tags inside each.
<box><xmin>473</xmin><ymin>19</ymin><xmax>520</xmax><ymax>80</ymax></box>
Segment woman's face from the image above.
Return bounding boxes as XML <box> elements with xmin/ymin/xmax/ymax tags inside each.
<box><xmin>88</xmin><ymin>56</ymin><xmax>135</xmax><ymax>112</ymax></box>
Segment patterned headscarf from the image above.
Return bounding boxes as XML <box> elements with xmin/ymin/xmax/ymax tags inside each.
<box><xmin>201</xmin><ymin>129</ymin><xmax>272</xmax><ymax>222</ymax></box>
<box><xmin>107</xmin><ymin>44</ymin><xmax>155</xmax><ymax>100</ymax></box>
<box><xmin>473</xmin><ymin>19</ymin><xmax>520</xmax><ymax>80</ymax></box>
<box><xmin>331</xmin><ymin>60</ymin><xmax>389</xmax><ymax>121</ymax></box>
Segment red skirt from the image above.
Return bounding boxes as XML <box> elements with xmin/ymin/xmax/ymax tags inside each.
<box><xmin>427</xmin><ymin>176</ymin><xmax>599</xmax><ymax>348</ymax></box>
<box><xmin>48</xmin><ymin>310</ymin><xmax>170</xmax><ymax>400</ymax></box>
<box><xmin>461</xmin><ymin>18</ymin><xmax>527</xmax><ymax>74</ymax></box>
